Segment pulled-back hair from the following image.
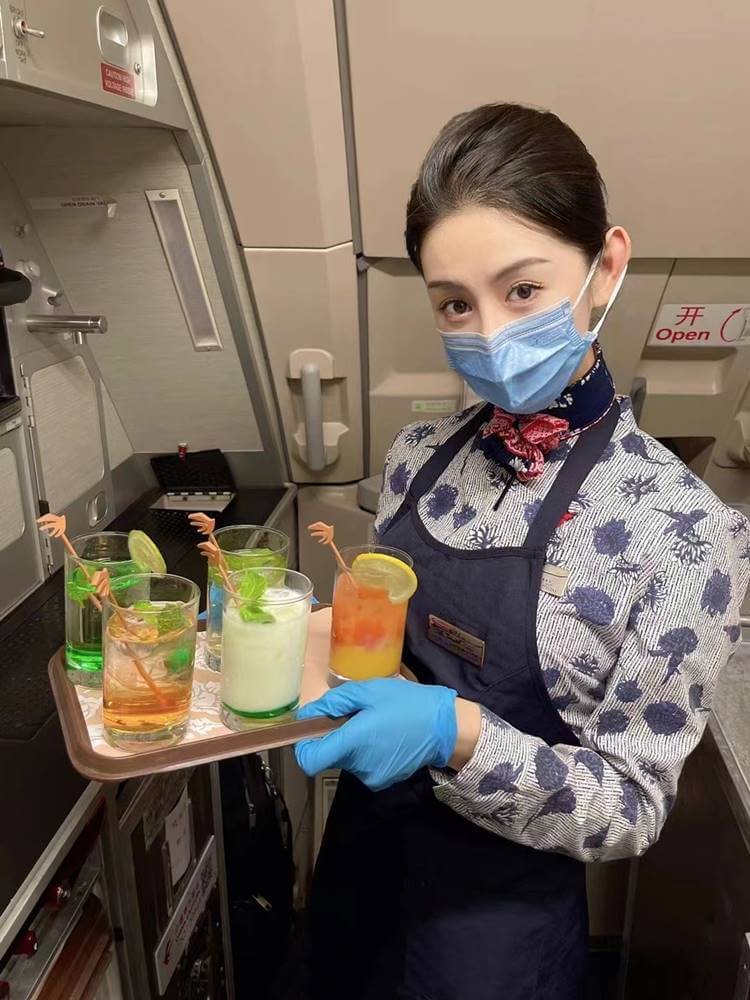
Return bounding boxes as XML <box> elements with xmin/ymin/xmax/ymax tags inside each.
<box><xmin>405</xmin><ymin>103</ymin><xmax>609</xmax><ymax>272</ymax></box>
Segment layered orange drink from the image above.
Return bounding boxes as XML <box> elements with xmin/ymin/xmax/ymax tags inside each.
<box><xmin>329</xmin><ymin>546</ymin><xmax>417</xmax><ymax>682</ymax></box>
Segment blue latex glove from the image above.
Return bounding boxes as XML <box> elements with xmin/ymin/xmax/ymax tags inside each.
<box><xmin>294</xmin><ymin>678</ymin><xmax>458</xmax><ymax>792</ymax></box>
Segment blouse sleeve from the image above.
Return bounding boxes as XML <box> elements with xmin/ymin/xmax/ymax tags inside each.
<box><xmin>433</xmin><ymin>507</ymin><xmax>750</xmax><ymax>862</ymax></box>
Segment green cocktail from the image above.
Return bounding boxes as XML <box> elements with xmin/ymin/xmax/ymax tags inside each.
<box><xmin>64</xmin><ymin>533</ymin><xmax>140</xmax><ymax>685</ymax></box>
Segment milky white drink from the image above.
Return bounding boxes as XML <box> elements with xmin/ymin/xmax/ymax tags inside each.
<box><xmin>221</xmin><ymin>583</ymin><xmax>311</xmax><ymax>726</ymax></box>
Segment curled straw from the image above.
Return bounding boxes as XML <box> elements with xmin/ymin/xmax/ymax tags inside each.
<box><xmin>37</xmin><ymin>513</ymin><xmax>167</xmax><ymax>705</ymax></box>
<box><xmin>307</xmin><ymin>522</ymin><xmax>357</xmax><ymax>587</ymax></box>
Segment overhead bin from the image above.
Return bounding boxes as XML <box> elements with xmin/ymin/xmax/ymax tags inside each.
<box><xmin>344</xmin><ymin>0</ymin><xmax>750</xmax><ymax>259</ymax></box>
<box><xmin>163</xmin><ymin>0</ymin><xmax>351</xmax><ymax>248</ymax></box>
<box><xmin>0</xmin><ymin>0</ymin><xmax>190</xmax><ymax>128</ymax></box>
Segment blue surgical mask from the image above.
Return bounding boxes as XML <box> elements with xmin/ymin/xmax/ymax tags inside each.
<box><xmin>439</xmin><ymin>256</ymin><xmax>627</xmax><ymax>414</ymax></box>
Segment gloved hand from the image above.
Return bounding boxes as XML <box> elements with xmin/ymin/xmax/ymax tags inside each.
<box><xmin>294</xmin><ymin>678</ymin><xmax>458</xmax><ymax>792</ymax></box>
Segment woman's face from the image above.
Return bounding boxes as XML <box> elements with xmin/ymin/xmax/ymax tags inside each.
<box><xmin>420</xmin><ymin>205</ymin><xmax>630</xmax><ymax>338</ymax></box>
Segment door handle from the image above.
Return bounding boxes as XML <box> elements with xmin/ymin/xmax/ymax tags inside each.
<box><xmin>26</xmin><ymin>315</ymin><xmax>108</xmax><ymax>334</ymax></box>
<box><xmin>289</xmin><ymin>349</ymin><xmax>336</xmax><ymax>472</ymax></box>
<box><xmin>301</xmin><ymin>363</ymin><xmax>326</xmax><ymax>472</ymax></box>
<box><xmin>26</xmin><ymin>315</ymin><xmax>108</xmax><ymax>346</ymax></box>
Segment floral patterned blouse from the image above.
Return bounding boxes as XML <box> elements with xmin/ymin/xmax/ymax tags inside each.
<box><xmin>375</xmin><ymin>393</ymin><xmax>750</xmax><ymax>862</ymax></box>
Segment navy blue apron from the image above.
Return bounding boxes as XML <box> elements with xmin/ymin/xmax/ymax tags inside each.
<box><xmin>310</xmin><ymin>402</ymin><xmax>619</xmax><ymax>1000</ymax></box>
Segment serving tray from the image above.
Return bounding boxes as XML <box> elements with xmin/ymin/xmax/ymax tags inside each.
<box><xmin>48</xmin><ymin>606</ymin><xmax>342</xmax><ymax>781</ymax></box>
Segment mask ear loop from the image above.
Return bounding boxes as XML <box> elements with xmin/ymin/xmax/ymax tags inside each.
<box><xmin>572</xmin><ymin>250</ymin><xmax>629</xmax><ymax>337</ymax></box>
<box><xmin>572</xmin><ymin>252</ymin><xmax>603</xmax><ymax>310</ymax></box>
<box><xmin>590</xmin><ymin>263</ymin><xmax>628</xmax><ymax>337</ymax></box>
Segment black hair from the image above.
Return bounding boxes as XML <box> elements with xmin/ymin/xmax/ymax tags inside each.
<box><xmin>405</xmin><ymin>103</ymin><xmax>609</xmax><ymax>273</ymax></box>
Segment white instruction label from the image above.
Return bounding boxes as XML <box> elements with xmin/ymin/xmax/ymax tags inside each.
<box><xmin>411</xmin><ymin>399</ymin><xmax>456</xmax><ymax>414</ymax></box>
<box><xmin>164</xmin><ymin>787</ymin><xmax>191</xmax><ymax>886</ymax></box>
<box><xmin>154</xmin><ymin>838</ymin><xmax>217</xmax><ymax>994</ymax></box>
<box><xmin>29</xmin><ymin>195</ymin><xmax>117</xmax><ymax>217</ymax></box>
<box><xmin>648</xmin><ymin>304</ymin><xmax>750</xmax><ymax>347</ymax></box>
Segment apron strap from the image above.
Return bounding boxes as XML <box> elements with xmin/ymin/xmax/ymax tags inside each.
<box><xmin>406</xmin><ymin>404</ymin><xmax>493</xmax><ymax>502</ymax></box>
<box><xmin>524</xmin><ymin>401</ymin><xmax>620</xmax><ymax>549</ymax></box>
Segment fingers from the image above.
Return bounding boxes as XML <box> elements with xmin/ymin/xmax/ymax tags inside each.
<box><xmin>295</xmin><ymin>727</ymin><xmax>352</xmax><ymax>776</ymax></box>
<box><xmin>296</xmin><ymin>682</ymin><xmax>370</xmax><ymax>721</ymax></box>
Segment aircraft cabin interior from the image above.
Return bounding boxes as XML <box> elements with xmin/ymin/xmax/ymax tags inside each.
<box><xmin>0</xmin><ymin>2</ymin><xmax>749</xmax><ymax>998</ymax></box>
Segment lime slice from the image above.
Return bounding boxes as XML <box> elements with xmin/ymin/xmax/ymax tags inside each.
<box><xmin>351</xmin><ymin>552</ymin><xmax>418</xmax><ymax>605</ymax></box>
<box><xmin>127</xmin><ymin>530</ymin><xmax>167</xmax><ymax>574</ymax></box>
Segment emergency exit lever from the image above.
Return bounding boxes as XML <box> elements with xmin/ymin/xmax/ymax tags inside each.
<box><xmin>13</xmin><ymin>18</ymin><xmax>45</xmax><ymax>39</ymax></box>
<box><xmin>26</xmin><ymin>315</ymin><xmax>108</xmax><ymax>346</ymax></box>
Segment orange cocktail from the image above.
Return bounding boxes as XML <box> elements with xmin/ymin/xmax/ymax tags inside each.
<box><xmin>329</xmin><ymin>545</ymin><xmax>417</xmax><ymax>682</ymax></box>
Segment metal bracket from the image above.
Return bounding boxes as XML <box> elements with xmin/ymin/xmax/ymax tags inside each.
<box><xmin>734</xmin><ymin>933</ymin><xmax>750</xmax><ymax>1000</ymax></box>
<box><xmin>630</xmin><ymin>376</ymin><xmax>647</xmax><ymax>427</ymax></box>
<box><xmin>20</xmin><ymin>370</ymin><xmax>34</xmax><ymax>428</ymax></box>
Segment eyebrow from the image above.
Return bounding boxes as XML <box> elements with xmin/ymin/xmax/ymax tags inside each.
<box><xmin>426</xmin><ymin>257</ymin><xmax>551</xmax><ymax>291</ymax></box>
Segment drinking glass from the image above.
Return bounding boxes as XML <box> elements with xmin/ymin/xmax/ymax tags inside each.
<box><xmin>329</xmin><ymin>544</ymin><xmax>414</xmax><ymax>683</ymax></box>
<box><xmin>220</xmin><ymin>568</ymin><xmax>313</xmax><ymax>729</ymax></box>
<box><xmin>102</xmin><ymin>574</ymin><xmax>199</xmax><ymax>749</ymax></box>
<box><xmin>64</xmin><ymin>532</ymin><xmax>140</xmax><ymax>686</ymax></box>
<box><xmin>205</xmin><ymin>525</ymin><xmax>289</xmax><ymax>671</ymax></box>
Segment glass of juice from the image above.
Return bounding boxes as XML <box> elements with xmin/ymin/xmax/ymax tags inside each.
<box><xmin>65</xmin><ymin>532</ymin><xmax>142</xmax><ymax>686</ymax></box>
<box><xmin>102</xmin><ymin>574</ymin><xmax>199</xmax><ymax>750</ymax></box>
<box><xmin>329</xmin><ymin>545</ymin><xmax>416</xmax><ymax>683</ymax></box>
<box><xmin>220</xmin><ymin>568</ymin><xmax>313</xmax><ymax>729</ymax></box>
<box><xmin>206</xmin><ymin>525</ymin><xmax>289</xmax><ymax>671</ymax></box>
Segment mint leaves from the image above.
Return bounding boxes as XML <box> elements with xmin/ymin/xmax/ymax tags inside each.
<box><xmin>236</xmin><ymin>571</ymin><xmax>274</xmax><ymax>624</ymax></box>
<box><xmin>165</xmin><ymin>645</ymin><xmax>193</xmax><ymax>672</ymax></box>
<box><xmin>156</xmin><ymin>606</ymin><xmax>188</xmax><ymax>635</ymax></box>
<box><xmin>237</xmin><ymin>572</ymin><xmax>266</xmax><ymax>601</ymax></box>
<box><xmin>109</xmin><ymin>573</ymin><xmax>140</xmax><ymax>593</ymax></box>
<box><xmin>239</xmin><ymin>605</ymin><xmax>275</xmax><ymax>624</ymax></box>
<box><xmin>66</xmin><ymin>568</ymin><xmax>97</xmax><ymax>606</ymax></box>
<box><xmin>130</xmin><ymin>601</ymin><xmax>188</xmax><ymax>634</ymax></box>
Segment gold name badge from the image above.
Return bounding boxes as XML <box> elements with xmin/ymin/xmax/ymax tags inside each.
<box><xmin>427</xmin><ymin>614</ymin><xmax>485</xmax><ymax>668</ymax></box>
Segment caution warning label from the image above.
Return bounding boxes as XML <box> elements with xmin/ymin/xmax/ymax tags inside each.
<box><xmin>100</xmin><ymin>63</ymin><xmax>136</xmax><ymax>100</ymax></box>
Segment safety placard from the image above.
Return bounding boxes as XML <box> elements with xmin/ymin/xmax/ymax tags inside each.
<box><xmin>153</xmin><ymin>837</ymin><xmax>217</xmax><ymax>994</ymax></box>
<box><xmin>648</xmin><ymin>304</ymin><xmax>750</xmax><ymax>347</ymax></box>
<box><xmin>100</xmin><ymin>62</ymin><xmax>136</xmax><ymax>100</ymax></box>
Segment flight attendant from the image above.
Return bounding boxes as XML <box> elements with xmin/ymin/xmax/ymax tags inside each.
<box><xmin>295</xmin><ymin>103</ymin><xmax>750</xmax><ymax>999</ymax></box>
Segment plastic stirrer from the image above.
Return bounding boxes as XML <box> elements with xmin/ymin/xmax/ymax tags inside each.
<box><xmin>37</xmin><ymin>513</ymin><xmax>102</xmax><ymax>611</ymax></box>
<box><xmin>91</xmin><ymin>568</ymin><xmax>168</xmax><ymax>704</ymax></box>
<box><xmin>307</xmin><ymin>522</ymin><xmax>357</xmax><ymax>586</ymax></box>
<box><xmin>38</xmin><ymin>514</ymin><xmax>141</xmax><ymax>632</ymax></box>
<box><xmin>188</xmin><ymin>513</ymin><xmax>234</xmax><ymax>592</ymax></box>
<box><xmin>37</xmin><ymin>514</ymin><xmax>167</xmax><ymax>705</ymax></box>
<box><xmin>197</xmin><ymin>539</ymin><xmax>241</xmax><ymax>605</ymax></box>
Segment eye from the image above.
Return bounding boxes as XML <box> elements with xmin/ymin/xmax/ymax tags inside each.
<box><xmin>439</xmin><ymin>298</ymin><xmax>472</xmax><ymax>321</ymax></box>
<box><xmin>507</xmin><ymin>281</ymin><xmax>542</xmax><ymax>304</ymax></box>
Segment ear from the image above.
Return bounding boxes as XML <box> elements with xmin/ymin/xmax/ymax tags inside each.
<box><xmin>592</xmin><ymin>227</ymin><xmax>631</xmax><ymax>308</ymax></box>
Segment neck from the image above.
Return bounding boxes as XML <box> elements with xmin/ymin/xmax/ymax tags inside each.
<box><xmin>570</xmin><ymin>345</ymin><xmax>597</xmax><ymax>386</ymax></box>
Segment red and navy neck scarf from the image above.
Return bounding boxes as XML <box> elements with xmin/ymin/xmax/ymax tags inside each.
<box><xmin>477</xmin><ymin>343</ymin><xmax>616</xmax><ymax>483</ymax></box>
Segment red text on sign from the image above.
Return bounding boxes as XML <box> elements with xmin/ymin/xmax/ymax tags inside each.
<box><xmin>100</xmin><ymin>63</ymin><xmax>136</xmax><ymax>100</ymax></box>
<box><xmin>654</xmin><ymin>328</ymin><xmax>710</xmax><ymax>344</ymax></box>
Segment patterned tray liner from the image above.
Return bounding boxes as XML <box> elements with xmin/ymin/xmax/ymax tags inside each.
<box><xmin>74</xmin><ymin>606</ymin><xmax>333</xmax><ymax>759</ymax></box>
